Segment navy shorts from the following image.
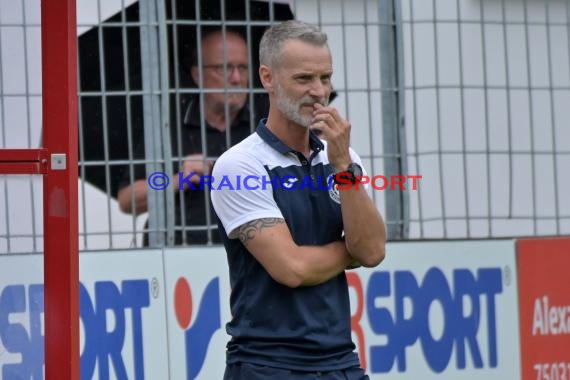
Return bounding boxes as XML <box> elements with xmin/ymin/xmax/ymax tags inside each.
<box><xmin>224</xmin><ymin>362</ymin><xmax>370</xmax><ymax>380</ymax></box>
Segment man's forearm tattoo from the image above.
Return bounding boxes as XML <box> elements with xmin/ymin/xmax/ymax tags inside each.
<box><xmin>230</xmin><ymin>218</ymin><xmax>285</xmax><ymax>244</ymax></box>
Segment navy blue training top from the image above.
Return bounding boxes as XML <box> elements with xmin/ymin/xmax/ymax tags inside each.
<box><xmin>211</xmin><ymin>120</ymin><xmax>364</xmax><ymax>371</ymax></box>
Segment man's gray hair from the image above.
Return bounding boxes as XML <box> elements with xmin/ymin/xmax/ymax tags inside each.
<box><xmin>259</xmin><ymin>20</ymin><xmax>328</xmax><ymax>68</ymax></box>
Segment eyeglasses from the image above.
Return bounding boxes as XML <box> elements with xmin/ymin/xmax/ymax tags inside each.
<box><xmin>203</xmin><ymin>64</ymin><xmax>248</xmax><ymax>76</ymax></box>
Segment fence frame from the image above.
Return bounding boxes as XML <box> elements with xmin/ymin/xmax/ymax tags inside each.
<box><xmin>0</xmin><ymin>0</ymin><xmax>81</xmax><ymax>378</ymax></box>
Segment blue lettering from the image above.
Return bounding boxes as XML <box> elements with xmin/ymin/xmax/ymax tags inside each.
<box><xmin>367</xmin><ymin>267</ymin><xmax>503</xmax><ymax>373</ymax></box>
<box><xmin>1</xmin><ymin>280</ymin><xmax>150</xmax><ymax>380</ymax></box>
<box><xmin>216</xmin><ymin>175</ymin><xmax>235</xmax><ymax>190</ymax></box>
<box><xmin>367</xmin><ymin>272</ymin><xmax>394</xmax><ymax>373</ymax></box>
<box><xmin>178</xmin><ymin>172</ymin><xmax>197</xmax><ymax>190</ymax></box>
<box><xmin>0</xmin><ymin>285</ymin><xmax>44</xmax><ymax>380</ymax></box>
<box><xmin>260</xmin><ymin>175</ymin><xmax>278</xmax><ymax>190</ymax></box>
<box><xmin>199</xmin><ymin>175</ymin><xmax>213</xmax><ymax>190</ymax></box>
<box><xmin>28</xmin><ymin>285</ymin><xmax>44</xmax><ymax>380</ymax></box>
<box><xmin>419</xmin><ymin>268</ymin><xmax>454</xmax><ymax>373</ymax></box>
<box><xmin>316</xmin><ymin>175</ymin><xmax>334</xmax><ymax>190</ymax></box>
<box><xmin>243</xmin><ymin>175</ymin><xmax>260</xmax><ymax>190</ymax></box>
<box><xmin>477</xmin><ymin>268</ymin><xmax>502</xmax><ymax>367</ymax></box>
<box><xmin>453</xmin><ymin>269</ymin><xmax>483</xmax><ymax>369</ymax></box>
<box><xmin>297</xmin><ymin>175</ymin><xmax>316</xmax><ymax>190</ymax></box>
<box><xmin>80</xmin><ymin>284</ymin><xmax>98</xmax><ymax>380</ymax></box>
<box><xmin>121</xmin><ymin>280</ymin><xmax>150</xmax><ymax>380</ymax></box>
<box><xmin>95</xmin><ymin>281</ymin><xmax>128</xmax><ymax>379</ymax></box>
<box><xmin>80</xmin><ymin>280</ymin><xmax>150</xmax><ymax>380</ymax></box>
<box><xmin>394</xmin><ymin>270</ymin><xmax>421</xmax><ymax>371</ymax></box>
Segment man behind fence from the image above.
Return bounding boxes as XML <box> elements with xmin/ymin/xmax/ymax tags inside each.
<box><xmin>118</xmin><ymin>27</ymin><xmax>255</xmax><ymax>246</ymax></box>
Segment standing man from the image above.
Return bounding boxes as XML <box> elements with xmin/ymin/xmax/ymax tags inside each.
<box><xmin>118</xmin><ymin>27</ymin><xmax>256</xmax><ymax>245</ymax></box>
<box><xmin>211</xmin><ymin>20</ymin><xmax>386</xmax><ymax>379</ymax></box>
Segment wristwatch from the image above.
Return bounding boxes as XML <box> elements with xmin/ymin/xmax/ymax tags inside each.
<box><xmin>334</xmin><ymin>163</ymin><xmax>363</xmax><ymax>184</ymax></box>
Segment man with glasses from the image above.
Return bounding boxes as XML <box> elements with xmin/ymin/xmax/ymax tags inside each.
<box><xmin>118</xmin><ymin>27</ymin><xmax>258</xmax><ymax>246</ymax></box>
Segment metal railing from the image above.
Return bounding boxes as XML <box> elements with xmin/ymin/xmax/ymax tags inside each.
<box><xmin>2</xmin><ymin>0</ymin><xmax>569</xmax><ymax>254</ymax></box>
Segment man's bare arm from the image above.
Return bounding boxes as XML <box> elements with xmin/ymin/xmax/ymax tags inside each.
<box><xmin>229</xmin><ymin>217</ymin><xmax>284</xmax><ymax>243</ymax></box>
<box><xmin>338</xmin><ymin>185</ymin><xmax>386</xmax><ymax>267</ymax></box>
<box><xmin>230</xmin><ymin>218</ymin><xmax>354</xmax><ymax>288</ymax></box>
<box><xmin>117</xmin><ymin>180</ymin><xmax>148</xmax><ymax>214</ymax></box>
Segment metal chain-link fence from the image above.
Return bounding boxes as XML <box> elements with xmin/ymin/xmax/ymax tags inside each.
<box><xmin>1</xmin><ymin>0</ymin><xmax>569</xmax><ymax>254</ymax></box>
<box><xmin>402</xmin><ymin>0</ymin><xmax>570</xmax><ymax>239</ymax></box>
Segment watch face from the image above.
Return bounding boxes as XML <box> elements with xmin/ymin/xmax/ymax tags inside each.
<box><xmin>349</xmin><ymin>163</ymin><xmax>363</xmax><ymax>177</ymax></box>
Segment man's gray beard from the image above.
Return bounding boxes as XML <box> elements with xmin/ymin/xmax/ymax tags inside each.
<box><xmin>275</xmin><ymin>84</ymin><xmax>328</xmax><ymax>128</ymax></box>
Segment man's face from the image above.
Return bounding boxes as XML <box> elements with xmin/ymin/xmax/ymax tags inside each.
<box><xmin>272</xmin><ymin>40</ymin><xmax>332</xmax><ymax>128</ymax></box>
<box><xmin>193</xmin><ymin>32</ymin><xmax>249</xmax><ymax>113</ymax></box>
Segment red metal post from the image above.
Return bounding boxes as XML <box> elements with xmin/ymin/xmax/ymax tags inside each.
<box><xmin>41</xmin><ymin>0</ymin><xmax>79</xmax><ymax>379</ymax></box>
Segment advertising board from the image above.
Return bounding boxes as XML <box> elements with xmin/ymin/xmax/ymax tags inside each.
<box><xmin>163</xmin><ymin>247</ymin><xmax>232</xmax><ymax>380</ymax></box>
<box><xmin>517</xmin><ymin>238</ymin><xmax>570</xmax><ymax>380</ymax></box>
<box><xmin>1</xmin><ymin>240</ymin><xmax>522</xmax><ymax>379</ymax></box>
<box><xmin>352</xmin><ymin>240</ymin><xmax>520</xmax><ymax>379</ymax></box>
<box><xmin>0</xmin><ymin>250</ymin><xmax>169</xmax><ymax>380</ymax></box>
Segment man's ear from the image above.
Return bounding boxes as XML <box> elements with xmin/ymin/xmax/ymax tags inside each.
<box><xmin>259</xmin><ymin>65</ymin><xmax>274</xmax><ymax>93</ymax></box>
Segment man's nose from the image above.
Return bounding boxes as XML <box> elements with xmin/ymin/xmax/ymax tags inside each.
<box><xmin>309</xmin><ymin>80</ymin><xmax>327</xmax><ymax>99</ymax></box>
<box><xmin>228</xmin><ymin>65</ymin><xmax>245</xmax><ymax>83</ymax></box>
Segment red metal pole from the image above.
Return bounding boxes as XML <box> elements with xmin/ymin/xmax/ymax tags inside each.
<box><xmin>0</xmin><ymin>149</ymin><xmax>48</xmax><ymax>174</ymax></box>
<box><xmin>41</xmin><ymin>0</ymin><xmax>79</xmax><ymax>379</ymax></box>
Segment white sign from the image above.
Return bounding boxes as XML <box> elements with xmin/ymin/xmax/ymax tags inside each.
<box><xmin>0</xmin><ymin>250</ymin><xmax>169</xmax><ymax>380</ymax></box>
<box><xmin>79</xmin><ymin>250</ymin><xmax>169</xmax><ymax>380</ymax></box>
<box><xmin>0</xmin><ymin>241</ymin><xmax>521</xmax><ymax>379</ymax></box>
<box><xmin>350</xmin><ymin>240</ymin><xmax>521</xmax><ymax>379</ymax></box>
<box><xmin>163</xmin><ymin>247</ymin><xmax>231</xmax><ymax>380</ymax></box>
